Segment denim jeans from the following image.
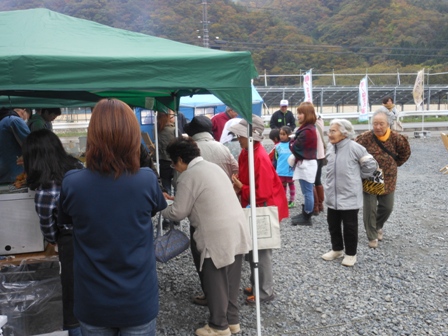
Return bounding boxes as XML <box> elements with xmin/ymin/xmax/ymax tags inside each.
<box><xmin>298</xmin><ymin>179</ymin><xmax>314</xmax><ymax>214</ymax></box>
<box><xmin>67</xmin><ymin>327</ymin><xmax>82</xmax><ymax>336</ymax></box>
<box><xmin>79</xmin><ymin>318</ymin><xmax>156</xmax><ymax>336</ymax></box>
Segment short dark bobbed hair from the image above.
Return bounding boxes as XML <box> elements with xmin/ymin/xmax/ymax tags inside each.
<box><xmin>166</xmin><ymin>137</ymin><xmax>201</xmax><ymax>165</ymax></box>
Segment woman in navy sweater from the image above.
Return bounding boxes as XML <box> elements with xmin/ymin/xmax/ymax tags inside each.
<box><xmin>58</xmin><ymin>99</ymin><xmax>167</xmax><ymax>336</ymax></box>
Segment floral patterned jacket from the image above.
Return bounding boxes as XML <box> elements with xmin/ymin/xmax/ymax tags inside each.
<box><xmin>355</xmin><ymin>130</ymin><xmax>411</xmax><ymax>194</ymax></box>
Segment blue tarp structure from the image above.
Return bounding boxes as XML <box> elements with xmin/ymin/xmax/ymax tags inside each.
<box><xmin>179</xmin><ymin>85</ymin><xmax>263</xmax><ymax>121</ymax></box>
<box><xmin>136</xmin><ymin>85</ymin><xmax>263</xmax><ymax>140</ymax></box>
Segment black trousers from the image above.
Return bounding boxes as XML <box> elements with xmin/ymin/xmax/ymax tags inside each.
<box><xmin>57</xmin><ymin>231</ymin><xmax>79</xmax><ymax>329</ymax></box>
<box><xmin>159</xmin><ymin>160</ymin><xmax>174</xmax><ymax>195</ymax></box>
<box><xmin>327</xmin><ymin>208</ymin><xmax>359</xmax><ymax>256</ymax></box>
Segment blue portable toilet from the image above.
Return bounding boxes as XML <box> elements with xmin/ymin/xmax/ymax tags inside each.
<box><xmin>134</xmin><ymin>108</ymin><xmax>156</xmax><ymax>139</ymax></box>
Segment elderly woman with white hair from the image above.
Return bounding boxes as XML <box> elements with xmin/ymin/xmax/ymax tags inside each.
<box><xmin>356</xmin><ymin>108</ymin><xmax>411</xmax><ymax>249</ymax></box>
<box><xmin>322</xmin><ymin>119</ymin><xmax>378</xmax><ymax>267</ymax></box>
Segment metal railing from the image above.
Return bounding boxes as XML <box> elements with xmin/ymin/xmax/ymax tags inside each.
<box><xmin>53</xmin><ymin>109</ymin><xmax>448</xmax><ymax>130</ymax></box>
<box><xmin>318</xmin><ymin>109</ymin><xmax>448</xmax><ymax>120</ymax></box>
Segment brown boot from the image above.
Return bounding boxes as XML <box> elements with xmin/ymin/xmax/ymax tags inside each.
<box><xmin>312</xmin><ymin>186</ymin><xmax>319</xmax><ymax>216</ymax></box>
<box><xmin>316</xmin><ymin>185</ymin><xmax>325</xmax><ymax>213</ymax></box>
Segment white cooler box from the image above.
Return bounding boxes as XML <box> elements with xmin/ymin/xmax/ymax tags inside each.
<box><xmin>0</xmin><ymin>187</ymin><xmax>45</xmax><ymax>255</ymax></box>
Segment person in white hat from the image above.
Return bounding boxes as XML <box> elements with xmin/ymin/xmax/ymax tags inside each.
<box><xmin>230</xmin><ymin>115</ymin><xmax>289</xmax><ymax>306</ymax></box>
<box><xmin>269</xmin><ymin>99</ymin><xmax>296</xmax><ymax>130</ymax></box>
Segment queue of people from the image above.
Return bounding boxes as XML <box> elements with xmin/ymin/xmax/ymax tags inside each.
<box><xmin>1</xmin><ymin>98</ymin><xmax>412</xmax><ymax>335</ymax></box>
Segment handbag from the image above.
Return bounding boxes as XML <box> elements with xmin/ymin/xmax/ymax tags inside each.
<box><xmin>154</xmin><ymin>213</ymin><xmax>190</xmax><ymax>263</ymax></box>
<box><xmin>362</xmin><ymin>168</ymin><xmax>385</xmax><ymax>195</ymax></box>
<box><xmin>243</xmin><ymin>206</ymin><xmax>281</xmax><ymax>250</ymax></box>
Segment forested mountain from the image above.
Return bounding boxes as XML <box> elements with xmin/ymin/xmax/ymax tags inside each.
<box><xmin>2</xmin><ymin>0</ymin><xmax>447</xmax><ymax>85</ymax></box>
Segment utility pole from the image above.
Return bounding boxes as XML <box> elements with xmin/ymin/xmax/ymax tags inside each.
<box><xmin>201</xmin><ymin>0</ymin><xmax>209</xmax><ymax>48</ymax></box>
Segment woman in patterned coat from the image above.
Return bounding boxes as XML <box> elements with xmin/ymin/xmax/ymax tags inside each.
<box><xmin>355</xmin><ymin>107</ymin><xmax>411</xmax><ymax>248</ymax></box>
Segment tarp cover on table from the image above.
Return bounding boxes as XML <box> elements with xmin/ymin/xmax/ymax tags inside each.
<box><xmin>0</xmin><ymin>8</ymin><xmax>258</xmax><ymax>122</ymax></box>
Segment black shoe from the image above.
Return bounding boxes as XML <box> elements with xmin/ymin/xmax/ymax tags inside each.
<box><xmin>291</xmin><ymin>204</ymin><xmax>313</xmax><ymax>226</ymax></box>
<box><xmin>292</xmin><ymin>214</ymin><xmax>312</xmax><ymax>226</ymax></box>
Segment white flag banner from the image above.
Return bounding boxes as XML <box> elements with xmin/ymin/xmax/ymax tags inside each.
<box><xmin>358</xmin><ymin>76</ymin><xmax>369</xmax><ymax>122</ymax></box>
<box><xmin>303</xmin><ymin>70</ymin><xmax>313</xmax><ymax>103</ymax></box>
<box><xmin>413</xmin><ymin>69</ymin><xmax>424</xmax><ymax>110</ymax></box>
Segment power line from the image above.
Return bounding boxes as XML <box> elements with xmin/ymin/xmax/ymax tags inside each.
<box><xmin>218</xmin><ymin>40</ymin><xmax>448</xmax><ymax>52</ymax></box>
<box><xmin>180</xmin><ymin>38</ymin><xmax>448</xmax><ymax>58</ymax></box>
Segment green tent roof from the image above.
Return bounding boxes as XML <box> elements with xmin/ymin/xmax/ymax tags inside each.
<box><xmin>0</xmin><ymin>8</ymin><xmax>258</xmax><ymax>121</ymax></box>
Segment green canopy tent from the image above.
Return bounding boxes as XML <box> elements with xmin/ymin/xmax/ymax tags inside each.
<box><xmin>0</xmin><ymin>9</ymin><xmax>267</xmax><ymax>335</ymax></box>
<box><xmin>0</xmin><ymin>8</ymin><xmax>258</xmax><ymax>121</ymax></box>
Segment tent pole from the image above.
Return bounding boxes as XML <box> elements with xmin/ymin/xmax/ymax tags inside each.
<box><xmin>248</xmin><ymin>123</ymin><xmax>262</xmax><ymax>336</ymax></box>
<box><xmin>173</xmin><ymin>92</ymin><xmax>179</xmax><ymax>137</ymax></box>
<box><xmin>154</xmin><ymin>111</ymin><xmax>163</xmax><ymax>235</ymax></box>
<box><xmin>155</xmin><ymin>111</ymin><xmax>160</xmax><ymax>174</ymax></box>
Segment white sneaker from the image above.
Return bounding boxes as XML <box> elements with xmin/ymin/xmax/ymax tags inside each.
<box><xmin>341</xmin><ymin>255</ymin><xmax>357</xmax><ymax>267</ymax></box>
<box><xmin>368</xmin><ymin>239</ymin><xmax>378</xmax><ymax>248</ymax></box>
<box><xmin>321</xmin><ymin>250</ymin><xmax>344</xmax><ymax>261</ymax></box>
<box><xmin>229</xmin><ymin>324</ymin><xmax>241</xmax><ymax>334</ymax></box>
<box><xmin>377</xmin><ymin>229</ymin><xmax>383</xmax><ymax>241</ymax></box>
<box><xmin>195</xmin><ymin>324</ymin><xmax>231</xmax><ymax>336</ymax></box>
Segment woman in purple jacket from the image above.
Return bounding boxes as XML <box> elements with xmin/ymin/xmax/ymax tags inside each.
<box><xmin>289</xmin><ymin>102</ymin><xmax>318</xmax><ymax>226</ymax></box>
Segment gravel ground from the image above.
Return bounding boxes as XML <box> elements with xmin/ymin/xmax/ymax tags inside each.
<box><xmin>3</xmin><ymin>135</ymin><xmax>446</xmax><ymax>336</ymax></box>
<box><xmin>156</xmin><ymin>135</ymin><xmax>448</xmax><ymax>336</ymax></box>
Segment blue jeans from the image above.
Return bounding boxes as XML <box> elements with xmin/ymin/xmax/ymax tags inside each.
<box><xmin>67</xmin><ymin>327</ymin><xmax>82</xmax><ymax>336</ymax></box>
<box><xmin>79</xmin><ymin>318</ymin><xmax>156</xmax><ymax>336</ymax></box>
<box><xmin>299</xmin><ymin>179</ymin><xmax>314</xmax><ymax>214</ymax></box>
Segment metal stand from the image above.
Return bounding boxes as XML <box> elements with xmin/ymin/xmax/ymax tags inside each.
<box><xmin>414</xmin><ymin>131</ymin><xmax>431</xmax><ymax>138</ymax></box>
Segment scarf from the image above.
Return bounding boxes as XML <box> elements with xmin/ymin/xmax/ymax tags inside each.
<box><xmin>376</xmin><ymin>127</ymin><xmax>391</xmax><ymax>142</ymax></box>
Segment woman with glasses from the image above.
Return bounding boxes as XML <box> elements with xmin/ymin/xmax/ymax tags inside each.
<box><xmin>322</xmin><ymin>119</ymin><xmax>378</xmax><ymax>267</ymax></box>
<box><xmin>162</xmin><ymin>137</ymin><xmax>251</xmax><ymax>336</ymax></box>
